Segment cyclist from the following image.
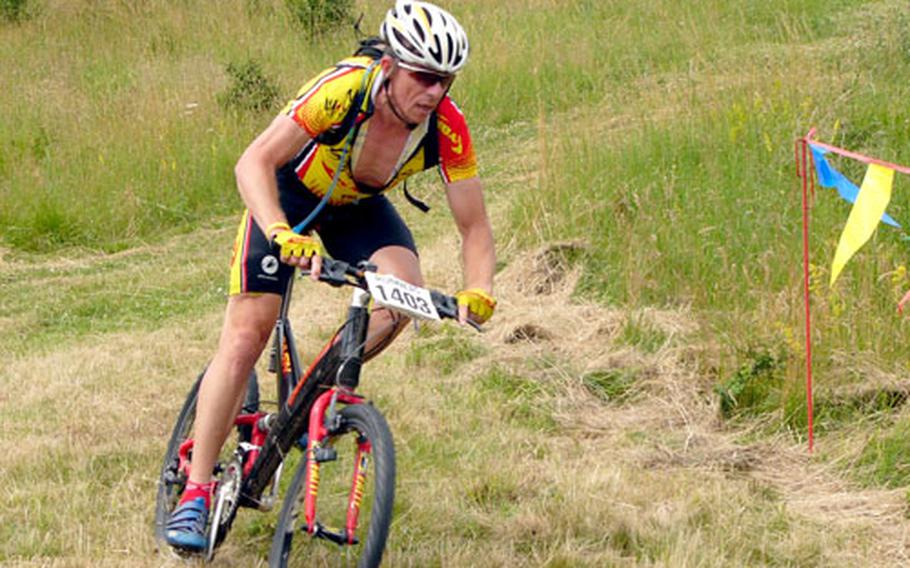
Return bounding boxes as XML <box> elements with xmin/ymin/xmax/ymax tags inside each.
<box><xmin>165</xmin><ymin>0</ymin><xmax>496</xmax><ymax>552</ymax></box>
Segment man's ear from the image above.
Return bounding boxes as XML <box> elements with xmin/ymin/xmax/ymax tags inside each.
<box><xmin>380</xmin><ymin>55</ymin><xmax>397</xmax><ymax>75</ymax></box>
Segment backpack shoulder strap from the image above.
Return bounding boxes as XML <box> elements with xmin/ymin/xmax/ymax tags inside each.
<box><xmin>423</xmin><ymin>111</ymin><xmax>440</xmax><ymax>169</ymax></box>
<box><xmin>354</xmin><ymin>36</ymin><xmax>387</xmax><ymax>59</ymax></box>
<box><xmin>400</xmin><ymin>111</ymin><xmax>438</xmax><ymax>214</ymax></box>
<box><xmin>313</xmin><ymin>39</ymin><xmax>385</xmax><ymax>147</ymax></box>
<box><xmin>313</xmin><ymin>57</ymin><xmax>380</xmax><ymax>147</ymax></box>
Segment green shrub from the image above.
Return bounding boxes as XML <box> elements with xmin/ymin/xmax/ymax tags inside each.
<box><xmin>1</xmin><ymin>0</ymin><xmax>29</xmax><ymax>23</ymax></box>
<box><xmin>618</xmin><ymin>315</ymin><xmax>668</xmax><ymax>354</ymax></box>
<box><xmin>217</xmin><ymin>60</ymin><xmax>280</xmax><ymax>112</ymax></box>
<box><xmin>285</xmin><ymin>0</ymin><xmax>353</xmax><ymax>32</ymax></box>
<box><xmin>406</xmin><ymin>324</ymin><xmax>485</xmax><ymax>375</ymax></box>
<box><xmin>475</xmin><ymin>366</ymin><xmax>556</xmax><ymax>431</ymax></box>
<box><xmin>714</xmin><ymin>350</ymin><xmax>785</xmax><ymax>419</ymax></box>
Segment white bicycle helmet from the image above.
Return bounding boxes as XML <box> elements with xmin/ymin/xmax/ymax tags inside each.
<box><xmin>380</xmin><ymin>1</ymin><xmax>470</xmax><ymax>75</ymax></box>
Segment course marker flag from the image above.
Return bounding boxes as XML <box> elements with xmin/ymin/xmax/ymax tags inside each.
<box><xmin>809</xmin><ymin>145</ymin><xmax>900</xmax><ymax>228</ymax></box>
<box><xmin>795</xmin><ymin>128</ymin><xmax>910</xmax><ymax>452</ymax></box>
<box><xmin>829</xmin><ymin>163</ymin><xmax>895</xmax><ymax>285</ymax></box>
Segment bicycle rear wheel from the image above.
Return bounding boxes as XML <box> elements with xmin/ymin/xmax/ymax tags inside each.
<box><xmin>269</xmin><ymin>403</ymin><xmax>396</xmax><ymax>568</ymax></box>
<box><xmin>154</xmin><ymin>368</ymin><xmax>259</xmax><ymax>551</ymax></box>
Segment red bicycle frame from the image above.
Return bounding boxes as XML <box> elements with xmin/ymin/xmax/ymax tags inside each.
<box><xmin>176</xmin><ymin>411</ymin><xmax>270</xmax><ymax>481</ymax></box>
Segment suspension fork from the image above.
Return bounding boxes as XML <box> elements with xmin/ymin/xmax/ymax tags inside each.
<box><xmin>303</xmin><ymin>285</ymin><xmax>372</xmax><ymax>537</ymax></box>
<box><xmin>346</xmin><ymin>435</ymin><xmax>372</xmax><ymax>544</ymax></box>
<box><xmin>302</xmin><ymin>387</ymin><xmax>367</xmax><ymax>537</ymax></box>
<box><xmin>336</xmin><ymin>286</ymin><xmax>371</xmax><ymax>390</ymax></box>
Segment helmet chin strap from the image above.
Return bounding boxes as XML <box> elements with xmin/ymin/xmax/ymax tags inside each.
<box><xmin>382</xmin><ymin>75</ymin><xmax>419</xmax><ymax>130</ymax></box>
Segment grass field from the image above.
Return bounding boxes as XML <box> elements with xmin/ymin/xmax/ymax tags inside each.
<box><xmin>4</xmin><ymin>0</ymin><xmax>910</xmax><ymax>565</ymax></box>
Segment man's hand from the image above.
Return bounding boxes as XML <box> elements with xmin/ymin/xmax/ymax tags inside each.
<box><xmin>455</xmin><ymin>288</ymin><xmax>496</xmax><ymax>325</ymax></box>
<box><xmin>267</xmin><ymin>222</ymin><xmax>324</xmax><ymax>278</ymax></box>
<box><xmin>899</xmin><ymin>288</ymin><xmax>910</xmax><ymax>314</ymax></box>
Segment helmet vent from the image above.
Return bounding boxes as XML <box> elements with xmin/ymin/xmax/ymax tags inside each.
<box><xmin>393</xmin><ymin>28</ymin><xmax>421</xmax><ymax>58</ymax></box>
<box><xmin>429</xmin><ymin>36</ymin><xmax>442</xmax><ymax>63</ymax></box>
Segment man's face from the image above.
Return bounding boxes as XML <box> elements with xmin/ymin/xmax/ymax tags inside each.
<box><xmin>387</xmin><ymin>59</ymin><xmax>455</xmax><ymax>123</ymax></box>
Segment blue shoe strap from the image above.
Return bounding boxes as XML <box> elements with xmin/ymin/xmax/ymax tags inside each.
<box><xmin>167</xmin><ymin>499</ymin><xmax>208</xmax><ymax>530</ymax></box>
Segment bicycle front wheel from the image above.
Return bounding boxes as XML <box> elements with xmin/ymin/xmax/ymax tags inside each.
<box><xmin>269</xmin><ymin>403</ymin><xmax>396</xmax><ymax>568</ymax></box>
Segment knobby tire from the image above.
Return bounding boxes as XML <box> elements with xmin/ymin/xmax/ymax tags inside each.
<box><xmin>268</xmin><ymin>403</ymin><xmax>395</xmax><ymax>568</ymax></box>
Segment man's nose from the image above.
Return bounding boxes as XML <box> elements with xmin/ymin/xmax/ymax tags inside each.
<box><xmin>426</xmin><ymin>80</ymin><xmax>446</xmax><ymax>97</ymax></box>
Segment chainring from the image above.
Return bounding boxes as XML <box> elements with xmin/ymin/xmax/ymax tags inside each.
<box><xmin>205</xmin><ymin>456</ymin><xmax>244</xmax><ymax>561</ymax></box>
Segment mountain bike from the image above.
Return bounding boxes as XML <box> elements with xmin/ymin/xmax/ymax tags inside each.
<box><xmin>154</xmin><ymin>257</ymin><xmax>476</xmax><ymax>566</ymax></box>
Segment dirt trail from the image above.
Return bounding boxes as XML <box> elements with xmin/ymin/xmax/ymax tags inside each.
<box><xmin>3</xmin><ymin>215</ymin><xmax>907</xmax><ymax>567</ymax></box>
<box><xmin>4</xmin><ymin>124</ymin><xmax>910</xmax><ymax>565</ymax></box>
<box><xmin>477</xmin><ymin>238</ymin><xmax>910</xmax><ymax>566</ymax></box>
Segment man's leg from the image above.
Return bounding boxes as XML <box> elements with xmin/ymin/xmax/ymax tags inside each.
<box><xmin>166</xmin><ymin>292</ymin><xmax>280</xmax><ymax>551</ymax></box>
<box><xmin>191</xmin><ymin>292</ymin><xmax>281</xmax><ymax>484</ymax></box>
<box><xmin>363</xmin><ymin>245</ymin><xmax>423</xmax><ymax>360</ymax></box>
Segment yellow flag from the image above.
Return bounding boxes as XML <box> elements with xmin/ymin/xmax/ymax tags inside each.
<box><xmin>830</xmin><ymin>163</ymin><xmax>895</xmax><ymax>286</ymax></box>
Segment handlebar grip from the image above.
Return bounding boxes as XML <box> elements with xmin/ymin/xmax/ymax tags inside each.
<box><xmin>430</xmin><ymin>291</ymin><xmax>483</xmax><ymax>332</ymax></box>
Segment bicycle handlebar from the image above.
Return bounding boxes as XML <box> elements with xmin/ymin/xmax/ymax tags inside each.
<box><xmin>300</xmin><ymin>258</ymin><xmax>482</xmax><ymax>331</ymax></box>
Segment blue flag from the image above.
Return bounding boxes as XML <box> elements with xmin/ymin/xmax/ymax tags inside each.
<box><xmin>810</xmin><ymin>144</ymin><xmax>900</xmax><ymax>228</ymax></box>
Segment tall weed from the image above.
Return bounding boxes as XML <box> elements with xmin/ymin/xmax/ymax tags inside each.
<box><xmin>286</xmin><ymin>0</ymin><xmax>354</xmax><ymax>32</ymax></box>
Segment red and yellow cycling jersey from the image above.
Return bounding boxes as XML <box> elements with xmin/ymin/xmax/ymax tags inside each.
<box><xmin>281</xmin><ymin>55</ymin><xmax>478</xmax><ymax>205</ymax></box>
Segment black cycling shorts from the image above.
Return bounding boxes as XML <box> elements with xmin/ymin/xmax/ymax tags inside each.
<box><xmin>229</xmin><ymin>171</ymin><xmax>417</xmax><ymax>296</ymax></box>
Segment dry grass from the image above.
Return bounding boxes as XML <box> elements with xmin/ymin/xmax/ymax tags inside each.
<box><xmin>7</xmin><ymin>234</ymin><xmax>907</xmax><ymax>565</ymax></box>
<box><xmin>6</xmin><ymin>1</ymin><xmax>910</xmax><ymax>565</ymax></box>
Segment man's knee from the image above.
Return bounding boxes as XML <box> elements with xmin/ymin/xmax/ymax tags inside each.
<box><xmin>222</xmin><ymin>324</ymin><xmax>271</xmax><ymax>355</ymax></box>
<box><xmin>372</xmin><ymin>308</ymin><xmax>409</xmax><ymax>334</ymax></box>
<box><xmin>369</xmin><ymin>246</ymin><xmax>423</xmax><ymax>287</ymax></box>
<box><xmin>218</xmin><ymin>294</ymin><xmax>280</xmax><ymax>368</ymax></box>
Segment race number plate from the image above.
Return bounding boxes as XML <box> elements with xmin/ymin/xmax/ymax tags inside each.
<box><xmin>365</xmin><ymin>272</ymin><xmax>440</xmax><ymax>321</ymax></box>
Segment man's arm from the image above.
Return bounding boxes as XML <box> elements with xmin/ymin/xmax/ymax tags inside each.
<box><xmin>235</xmin><ymin>113</ymin><xmax>322</xmax><ymax>273</ymax></box>
<box><xmin>445</xmin><ymin>176</ymin><xmax>495</xmax><ymax>294</ymax></box>
<box><xmin>234</xmin><ymin>114</ymin><xmax>312</xmax><ymax>236</ymax></box>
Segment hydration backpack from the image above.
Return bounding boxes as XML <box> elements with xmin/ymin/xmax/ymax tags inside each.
<box><xmin>315</xmin><ymin>37</ymin><xmax>438</xmax><ymax>212</ymax></box>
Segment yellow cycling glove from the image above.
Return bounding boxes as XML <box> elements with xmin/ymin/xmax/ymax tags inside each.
<box><xmin>455</xmin><ymin>288</ymin><xmax>496</xmax><ymax>324</ymax></box>
<box><xmin>268</xmin><ymin>222</ymin><xmax>324</xmax><ymax>259</ymax></box>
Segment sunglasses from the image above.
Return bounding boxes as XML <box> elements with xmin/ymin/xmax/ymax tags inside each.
<box><xmin>397</xmin><ymin>62</ymin><xmax>456</xmax><ymax>89</ymax></box>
